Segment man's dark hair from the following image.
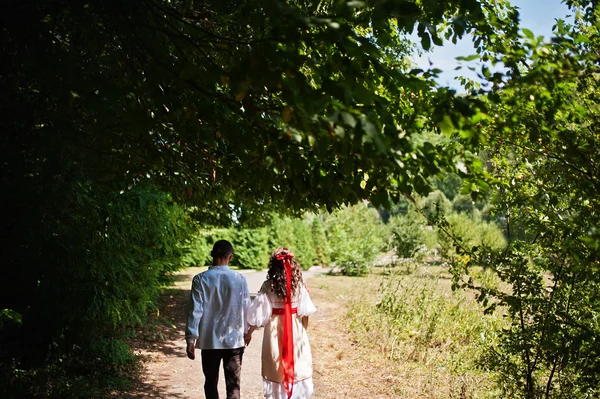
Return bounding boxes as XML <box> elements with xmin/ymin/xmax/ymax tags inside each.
<box><xmin>211</xmin><ymin>240</ymin><xmax>233</xmax><ymax>259</ymax></box>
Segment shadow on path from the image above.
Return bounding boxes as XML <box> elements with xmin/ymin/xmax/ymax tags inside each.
<box><xmin>114</xmin><ymin>380</ymin><xmax>187</xmax><ymax>399</ymax></box>
<box><xmin>131</xmin><ymin>287</ymin><xmax>189</xmax><ymax>359</ymax></box>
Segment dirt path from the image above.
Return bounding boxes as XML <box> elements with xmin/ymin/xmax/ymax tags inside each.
<box><xmin>119</xmin><ymin>268</ymin><xmax>395</xmax><ymax>399</ymax></box>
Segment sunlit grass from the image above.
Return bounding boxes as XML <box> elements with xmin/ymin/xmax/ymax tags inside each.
<box><xmin>336</xmin><ymin>264</ymin><xmax>506</xmax><ymax>398</ymax></box>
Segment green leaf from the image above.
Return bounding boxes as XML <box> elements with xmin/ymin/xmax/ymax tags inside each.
<box><xmin>341</xmin><ymin>112</ymin><xmax>357</xmax><ymax>128</ymax></box>
<box><xmin>456</xmin><ymin>54</ymin><xmax>480</xmax><ymax>62</ymax></box>
<box><xmin>439</xmin><ymin>115</ymin><xmax>454</xmax><ymax>136</ymax></box>
<box><xmin>522</xmin><ymin>28</ymin><xmax>535</xmax><ymax>41</ymax></box>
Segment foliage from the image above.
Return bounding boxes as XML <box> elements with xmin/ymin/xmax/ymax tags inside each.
<box><xmin>290</xmin><ymin>218</ymin><xmax>316</xmax><ymax>269</ymax></box>
<box><xmin>268</xmin><ymin>216</ymin><xmax>296</xmax><ymax>251</ymax></box>
<box><xmin>431</xmin><ymin>173</ymin><xmax>463</xmax><ymax>201</ymax></box>
<box><xmin>326</xmin><ymin>203</ymin><xmax>385</xmax><ymax>276</ymax></box>
<box><xmin>346</xmin><ymin>267</ymin><xmax>504</xmax><ymax>398</ymax></box>
<box><xmin>182</xmin><ymin>227</ymin><xmax>270</xmax><ymax>270</ymax></box>
<box><xmin>310</xmin><ymin>215</ymin><xmax>330</xmax><ymax>267</ymax></box>
<box><xmin>0</xmin><ymin>184</ymin><xmax>189</xmax><ymax>398</ymax></box>
<box><xmin>181</xmin><ymin>232</ymin><xmax>212</xmax><ymax>267</ymax></box>
<box><xmin>181</xmin><ymin>214</ymin><xmax>328</xmax><ymax>270</ymax></box>
<box><xmin>232</xmin><ymin>228</ymin><xmax>270</xmax><ymax>270</ymax></box>
<box><xmin>438</xmin><ymin>212</ymin><xmax>506</xmax><ymax>261</ymax></box>
<box><xmin>419</xmin><ymin>190</ymin><xmax>453</xmax><ymax>222</ymax></box>
<box><xmin>5</xmin><ymin>0</ymin><xmax>598</xmax><ymax>396</ymax></box>
<box><xmin>452</xmin><ymin>194</ymin><xmax>485</xmax><ymax>215</ymax></box>
<box><xmin>266</xmin><ymin>215</ymin><xmax>316</xmax><ymax>269</ymax></box>
<box><xmin>388</xmin><ymin>206</ymin><xmax>431</xmax><ymax>259</ymax></box>
<box><xmin>445</xmin><ymin>3</ymin><xmax>600</xmax><ymax>397</ymax></box>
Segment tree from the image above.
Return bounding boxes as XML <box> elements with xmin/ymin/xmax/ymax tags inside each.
<box><xmin>326</xmin><ymin>203</ymin><xmax>385</xmax><ymax>275</ymax></box>
<box><xmin>1</xmin><ymin>0</ymin><xmax>523</xmax><ymax>396</ymax></box>
<box><xmin>446</xmin><ymin>2</ymin><xmax>600</xmax><ymax>397</ymax></box>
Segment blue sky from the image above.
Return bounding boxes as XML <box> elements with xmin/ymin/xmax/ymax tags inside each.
<box><xmin>409</xmin><ymin>0</ymin><xmax>573</xmax><ymax>89</ymax></box>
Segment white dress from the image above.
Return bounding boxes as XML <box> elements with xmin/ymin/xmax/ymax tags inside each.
<box><xmin>247</xmin><ymin>280</ymin><xmax>317</xmax><ymax>399</ymax></box>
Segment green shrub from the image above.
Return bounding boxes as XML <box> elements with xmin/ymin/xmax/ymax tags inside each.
<box><xmin>266</xmin><ymin>215</ymin><xmax>315</xmax><ymax>269</ymax></box>
<box><xmin>431</xmin><ymin>173</ymin><xmax>463</xmax><ymax>201</ymax></box>
<box><xmin>181</xmin><ymin>233</ymin><xmax>211</xmax><ymax>267</ymax></box>
<box><xmin>438</xmin><ymin>212</ymin><xmax>506</xmax><ymax>260</ymax></box>
<box><xmin>311</xmin><ymin>215</ymin><xmax>330</xmax><ymax>266</ymax></box>
<box><xmin>420</xmin><ymin>190</ymin><xmax>452</xmax><ymax>222</ymax></box>
<box><xmin>326</xmin><ymin>203</ymin><xmax>384</xmax><ymax>275</ymax></box>
<box><xmin>233</xmin><ymin>228</ymin><xmax>269</xmax><ymax>270</ymax></box>
<box><xmin>1</xmin><ymin>183</ymin><xmax>189</xmax><ymax>398</ymax></box>
<box><xmin>452</xmin><ymin>193</ymin><xmax>488</xmax><ymax>215</ymax></box>
<box><xmin>291</xmin><ymin>218</ymin><xmax>315</xmax><ymax>268</ymax></box>
<box><xmin>268</xmin><ymin>216</ymin><xmax>295</xmax><ymax>250</ymax></box>
<box><xmin>389</xmin><ymin>207</ymin><xmax>431</xmax><ymax>259</ymax></box>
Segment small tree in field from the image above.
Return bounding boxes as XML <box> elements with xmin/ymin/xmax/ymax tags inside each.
<box><xmin>326</xmin><ymin>203</ymin><xmax>385</xmax><ymax>276</ymax></box>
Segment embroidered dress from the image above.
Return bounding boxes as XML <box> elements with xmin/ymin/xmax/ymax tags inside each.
<box><xmin>247</xmin><ymin>280</ymin><xmax>317</xmax><ymax>399</ymax></box>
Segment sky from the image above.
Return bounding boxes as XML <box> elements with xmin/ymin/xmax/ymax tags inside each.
<box><xmin>409</xmin><ymin>0</ymin><xmax>573</xmax><ymax>89</ymax></box>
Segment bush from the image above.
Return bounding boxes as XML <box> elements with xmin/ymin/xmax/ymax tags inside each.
<box><xmin>233</xmin><ymin>228</ymin><xmax>269</xmax><ymax>270</ymax></box>
<box><xmin>326</xmin><ymin>203</ymin><xmax>384</xmax><ymax>275</ymax></box>
<box><xmin>438</xmin><ymin>212</ymin><xmax>506</xmax><ymax>260</ymax></box>
<box><xmin>389</xmin><ymin>208</ymin><xmax>432</xmax><ymax>259</ymax></box>
<box><xmin>1</xmin><ymin>183</ymin><xmax>189</xmax><ymax>398</ymax></box>
<box><xmin>266</xmin><ymin>215</ymin><xmax>315</xmax><ymax>269</ymax></box>
<box><xmin>431</xmin><ymin>172</ymin><xmax>463</xmax><ymax>201</ymax></box>
<box><xmin>311</xmin><ymin>215</ymin><xmax>330</xmax><ymax>266</ymax></box>
<box><xmin>420</xmin><ymin>190</ymin><xmax>452</xmax><ymax>222</ymax></box>
<box><xmin>181</xmin><ymin>233</ymin><xmax>211</xmax><ymax>267</ymax></box>
<box><xmin>268</xmin><ymin>216</ymin><xmax>295</xmax><ymax>251</ymax></box>
<box><xmin>291</xmin><ymin>218</ymin><xmax>315</xmax><ymax>268</ymax></box>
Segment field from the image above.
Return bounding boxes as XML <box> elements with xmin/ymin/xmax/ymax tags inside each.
<box><xmin>309</xmin><ymin>264</ymin><xmax>505</xmax><ymax>399</ymax></box>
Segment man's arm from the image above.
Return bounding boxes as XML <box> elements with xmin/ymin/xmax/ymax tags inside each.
<box><xmin>242</xmin><ymin>276</ymin><xmax>252</xmax><ymax>345</ymax></box>
<box><xmin>185</xmin><ymin>275</ymin><xmax>204</xmax><ymax>360</ymax></box>
<box><xmin>245</xmin><ymin>325</ymin><xmax>257</xmax><ymax>346</ymax></box>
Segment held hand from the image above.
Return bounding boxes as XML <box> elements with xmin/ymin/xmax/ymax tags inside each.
<box><xmin>186</xmin><ymin>343</ymin><xmax>196</xmax><ymax>360</ymax></box>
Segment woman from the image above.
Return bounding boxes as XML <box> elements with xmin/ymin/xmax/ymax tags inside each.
<box><xmin>246</xmin><ymin>247</ymin><xmax>316</xmax><ymax>399</ymax></box>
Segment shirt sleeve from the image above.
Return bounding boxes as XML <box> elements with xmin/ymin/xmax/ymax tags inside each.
<box><xmin>185</xmin><ymin>274</ymin><xmax>204</xmax><ymax>345</ymax></box>
<box><xmin>246</xmin><ymin>281</ymin><xmax>272</xmax><ymax>327</ymax></box>
<box><xmin>242</xmin><ymin>276</ymin><xmax>251</xmax><ymax>333</ymax></box>
<box><xmin>297</xmin><ymin>284</ymin><xmax>316</xmax><ymax>317</ymax></box>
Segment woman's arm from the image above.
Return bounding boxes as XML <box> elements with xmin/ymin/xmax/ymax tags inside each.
<box><xmin>302</xmin><ymin>316</ymin><xmax>309</xmax><ymax>329</ymax></box>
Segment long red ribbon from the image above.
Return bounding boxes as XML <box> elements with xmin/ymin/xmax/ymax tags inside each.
<box><xmin>276</xmin><ymin>253</ymin><xmax>295</xmax><ymax>399</ymax></box>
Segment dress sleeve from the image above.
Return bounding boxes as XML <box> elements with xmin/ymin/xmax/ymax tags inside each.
<box><xmin>246</xmin><ymin>281</ymin><xmax>272</xmax><ymax>327</ymax></box>
<box><xmin>297</xmin><ymin>284</ymin><xmax>316</xmax><ymax>317</ymax></box>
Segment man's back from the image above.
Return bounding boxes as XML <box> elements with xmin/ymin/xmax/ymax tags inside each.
<box><xmin>185</xmin><ymin>240</ymin><xmax>249</xmax><ymax>399</ymax></box>
<box><xmin>186</xmin><ymin>266</ymin><xmax>250</xmax><ymax>349</ymax></box>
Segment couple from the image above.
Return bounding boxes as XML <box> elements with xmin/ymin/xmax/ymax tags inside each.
<box><xmin>185</xmin><ymin>240</ymin><xmax>316</xmax><ymax>399</ymax></box>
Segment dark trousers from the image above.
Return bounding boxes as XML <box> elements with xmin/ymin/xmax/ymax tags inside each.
<box><xmin>201</xmin><ymin>347</ymin><xmax>244</xmax><ymax>399</ymax></box>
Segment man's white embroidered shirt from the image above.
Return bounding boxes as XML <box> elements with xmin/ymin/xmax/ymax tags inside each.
<box><xmin>185</xmin><ymin>266</ymin><xmax>250</xmax><ymax>349</ymax></box>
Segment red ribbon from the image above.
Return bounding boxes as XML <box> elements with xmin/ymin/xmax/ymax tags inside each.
<box><xmin>272</xmin><ymin>307</ymin><xmax>297</xmax><ymax>315</ymax></box>
<box><xmin>275</xmin><ymin>252</ymin><xmax>295</xmax><ymax>399</ymax></box>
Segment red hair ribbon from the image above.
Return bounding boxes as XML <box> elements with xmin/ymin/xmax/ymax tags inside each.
<box><xmin>275</xmin><ymin>252</ymin><xmax>295</xmax><ymax>399</ymax></box>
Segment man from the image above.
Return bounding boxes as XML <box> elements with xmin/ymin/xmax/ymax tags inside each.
<box><xmin>186</xmin><ymin>240</ymin><xmax>251</xmax><ymax>399</ymax></box>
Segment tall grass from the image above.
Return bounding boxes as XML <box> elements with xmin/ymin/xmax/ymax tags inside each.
<box><xmin>348</xmin><ymin>265</ymin><xmax>506</xmax><ymax>398</ymax></box>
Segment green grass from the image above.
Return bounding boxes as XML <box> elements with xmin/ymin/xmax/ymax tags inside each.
<box><xmin>346</xmin><ymin>264</ymin><xmax>506</xmax><ymax>398</ymax></box>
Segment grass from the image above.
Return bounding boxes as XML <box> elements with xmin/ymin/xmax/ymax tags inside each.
<box><xmin>324</xmin><ymin>263</ymin><xmax>506</xmax><ymax>398</ymax></box>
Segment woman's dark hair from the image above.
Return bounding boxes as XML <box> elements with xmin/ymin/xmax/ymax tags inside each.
<box><xmin>211</xmin><ymin>239</ymin><xmax>233</xmax><ymax>259</ymax></box>
<box><xmin>267</xmin><ymin>247</ymin><xmax>303</xmax><ymax>298</ymax></box>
